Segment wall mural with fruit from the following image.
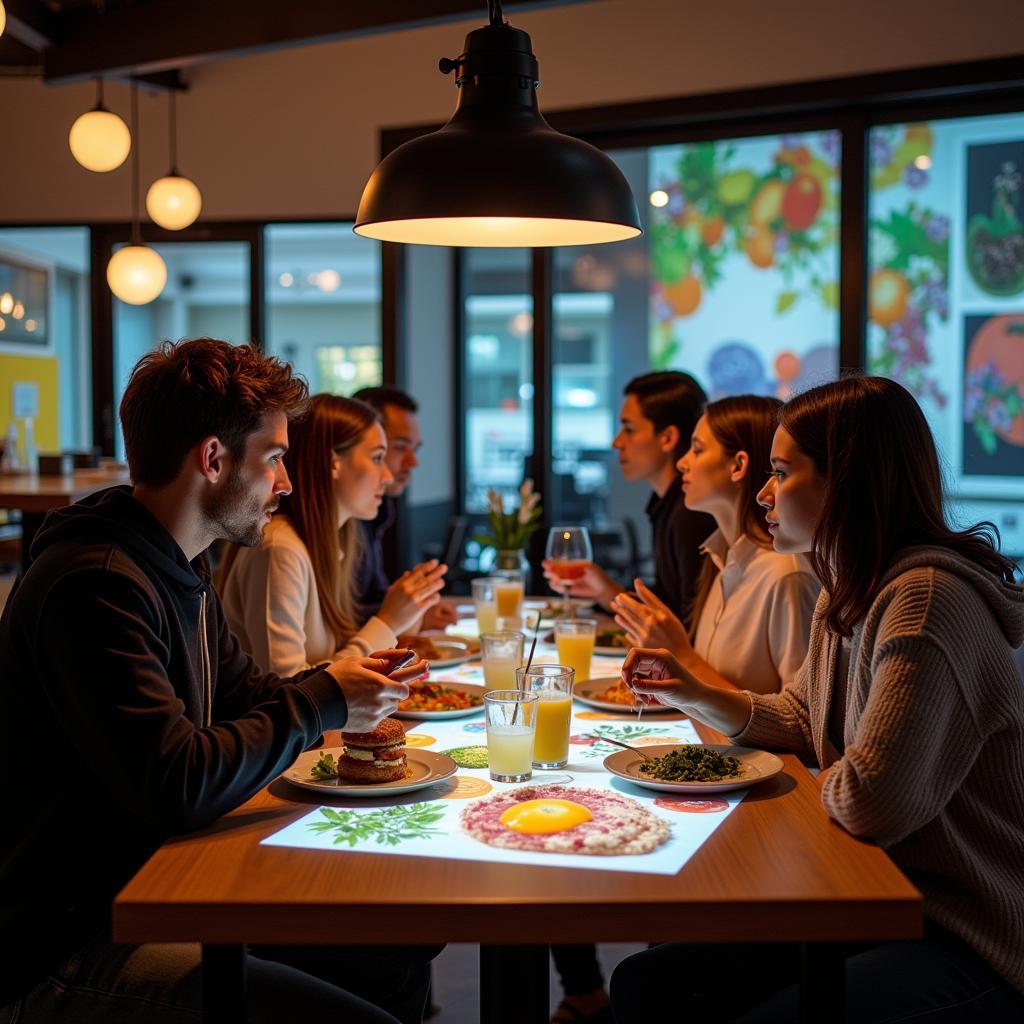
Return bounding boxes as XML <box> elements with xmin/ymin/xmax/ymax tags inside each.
<box><xmin>648</xmin><ymin>132</ymin><xmax>840</xmax><ymax>400</ymax></box>
<box><xmin>867</xmin><ymin>114</ymin><xmax>1024</xmax><ymax>497</ymax></box>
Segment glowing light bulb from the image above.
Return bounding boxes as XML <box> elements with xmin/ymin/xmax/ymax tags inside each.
<box><xmin>146</xmin><ymin>175</ymin><xmax>202</xmax><ymax>230</ymax></box>
<box><xmin>107</xmin><ymin>246</ymin><xmax>167</xmax><ymax>304</ymax></box>
<box><xmin>649</xmin><ymin>190</ymin><xmax>670</xmax><ymax>208</ymax></box>
<box><xmin>0</xmin><ymin>293</ymin><xmax>12</xmax><ymax>314</ymax></box>
<box><xmin>69</xmin><ymin>109</ymin><xmax>131</xmax><ymax>172</ymax></box>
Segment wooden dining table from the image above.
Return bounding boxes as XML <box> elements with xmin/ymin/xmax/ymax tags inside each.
<box><xmin>113</xmin><ymin>706</ymin><xmax>922</xmax><ymax>1024</ymax></box>
<box><xmin>0</xmin><ymin>467</ymin><xmax>130</xmax><ymax>574</ymax></box>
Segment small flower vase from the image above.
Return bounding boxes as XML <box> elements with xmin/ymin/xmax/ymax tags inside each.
<box><xmin>496</xmin><ymin>548</ymin><xmax>530</xmax><ymax>579</ymax></box>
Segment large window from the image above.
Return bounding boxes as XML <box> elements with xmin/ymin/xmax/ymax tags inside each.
<box><xmin>265</xmin><ymin>223</ymin><xmax>381</xmax><ymax>394</ymax></box>
<box><xmin>112</xmin><ymin>240</ymin><xmax>251</xmax><ymax>460</ymax></box>
<box><xmin>462</xmin><ymin>248</ymin><xmax>534</xmax><ymax>513</ymax></box>
<box><xmin>867</xmin><ymin>111</ymin><xmax>1024</xmax><ymax>555</ymax></box>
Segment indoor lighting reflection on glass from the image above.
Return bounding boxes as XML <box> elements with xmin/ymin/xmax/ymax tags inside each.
<box><xmin>508</xmin><ymin>311</ymin><xmax>533</xmax><ymax>335</ymax></box>
<box><xmin>11</xmin><ymin>302</ymin><xmax>23</xmax><ymax>320</ymax></box>
<box><xmin>0</xmin><ymin>318</ymin><xmax>6</xmax><ymax>332</ymax></box>
<box><xmin>279</xmin><ymin>272</ymin><xmax>294</xmax><ymax>287</ymax></box>
<box><xmin>649</xmin><ymin>189</ymin><xmax>670</xmax><ymax>208</ymax></box>
<box><xmin>316</xmin><ymin>268</ymin><xmax>341</xmax><ymax>292</ymax></box>
<box><xmin>914</xmin><ymin>155</ymin><xmax>932</xmax><ymax>170</ymax></box>
<box><xmin>0</xmin><ymin>292</ymin><xmax>12</xmax><ymax>314</ymax></box>
<box><xmin>25</xmin><ymin>320</ymin><xmax>37</xmax><ymax>332</ymax></box>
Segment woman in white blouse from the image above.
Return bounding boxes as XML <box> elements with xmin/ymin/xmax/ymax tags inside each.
<box><xmin>612</xmin><ymin>394</ymin><xmax>819</xmax><ymax>693</ymax></box>
<box><xmin>220</xmin><ymin>394</ymin><xmax>447</xmax><ymax>676</ymax></box>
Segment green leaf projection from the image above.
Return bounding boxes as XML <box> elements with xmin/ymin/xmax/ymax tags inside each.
<box><xmin>308</xmin><ymin>803</ymin><xmax>448</xmax><ymax>847</ymax></box>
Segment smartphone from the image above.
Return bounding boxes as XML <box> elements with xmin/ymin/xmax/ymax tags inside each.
<box><xmin>376</xmin><ymin>649</ymin><xmax>417</xmax><ymax>676</ymax></box>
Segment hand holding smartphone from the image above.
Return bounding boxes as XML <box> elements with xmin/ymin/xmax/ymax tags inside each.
<box><xmin>371</xmin><ymin>648</ymin><xmax>417</xmax><ymax>677</ymax></box>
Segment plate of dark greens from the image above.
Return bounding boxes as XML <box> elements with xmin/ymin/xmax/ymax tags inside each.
<box><xmin>603</xmin><ymin>744</ymin><xmax>784</xmax><ymax>793</ymax></box>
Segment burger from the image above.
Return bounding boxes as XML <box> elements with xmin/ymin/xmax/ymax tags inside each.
<box><xmin>337</xmin><ymin>717</ymin><xmax>408</xmax><ymax>783</ymax></box>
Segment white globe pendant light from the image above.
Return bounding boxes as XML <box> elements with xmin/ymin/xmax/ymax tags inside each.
<box><xmin>145</xmin><ymin>91</ymin><xmax>202</xmax><ymax>230</ymax></box>
<box><xmin>69</xmin><ymin>79</ymin><xmax>131</xmax><ymax>173</ymax></box>
<box><xmin>108</xmin><ymin>83</ymin><xmax>166</xmax><ymax>305</ymax></box>
<box><xmin>146</xmin><ymin>175</ymin><xmax>202</xmax><ymax>230</ymax></box>
<box><xmin>0</xmin><ymin>4</ymin><xmax>6</xmax><ymax>41</ymax></box>
<box><xmin>107</xmin><ymin>245</ymin><xmax>167</xmax><ymax>305</ymax></box>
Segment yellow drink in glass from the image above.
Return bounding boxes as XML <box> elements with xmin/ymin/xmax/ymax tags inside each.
<box><xmin>556</xmin><ymin>633</ymin><xmax>595</xmax><ymax>682</ymax></box>
<box><xmin>494</xmin><ymin>580</ymin><xmax>523</xmax><ymax>625</ymax></box>
<box><xmin>483</xmin><ymin>658</ymin><xmax>519</xmax><ymax>692</ymax></box>
<box><xmin>475</xmin><ymin>603</ymin><xmax>498</xmax><ymax>635</ymax></box>
<box><xmin>532</xmin><ymin>694</ymin><xmax>572</xmax><ymax>767</ymax></box>
<box><xmin>486</xmin><ymin>725</ymin><xmax>536</xmax><ymax>778</ymax></box>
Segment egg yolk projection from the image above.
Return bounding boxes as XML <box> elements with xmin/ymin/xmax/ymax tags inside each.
<box><xmin>499</xmin><ymin>799</ymin><xmax>593</xmax><ymax>835</ymax></box>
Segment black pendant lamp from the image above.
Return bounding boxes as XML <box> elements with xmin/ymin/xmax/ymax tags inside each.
<box><xmin>354</xmin><ymin>0</ymin><xmax>641</xmax><ymax>248</ymax></box>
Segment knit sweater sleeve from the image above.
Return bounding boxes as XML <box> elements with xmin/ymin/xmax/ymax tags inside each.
<box><xmin>820</xmin><ymin>634</ymin><xmax>983</xmax><ymax>845</ymax></box>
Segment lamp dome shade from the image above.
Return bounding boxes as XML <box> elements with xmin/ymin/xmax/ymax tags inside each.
<box><xmin>107</xmin><ymin>245</ymin><xmax>167</xmax><ymax>304</ymax></box>
<box><xmin>354</xmin><ymin>24</ymin><xmax>640</xmax><ymax>248</ymax></box>
<box><xmin>0</xmin><ymin>4</ymin><xmax>6</xmax><ymax>41</ymax></box>
<box><xmin>146</xmin><ymin>175</ymin><xmax>202</xmax><ymax>230</ymax></box>
<box><xmin>69</xmin><ymin>109</ymin><xmax>131</xmax><ymax>172</ymax></box>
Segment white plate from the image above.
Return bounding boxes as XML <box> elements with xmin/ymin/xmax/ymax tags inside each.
<box><xmin>542</xmin><ymin>630</ymin><xmax>629</xmax><ymax>658</ymax></box>
<box><xmin>523</xmin><ymin>598</ymin><xmax>595</xmax><ymax>628</ymax></box>
<box><xmin>572</xmin><ymin>677</ymin><xmax>676</xmax><ymax>714</ymax></box>
<box><xmin>394</xmin><ymin>682</ymin><xmax>486</xmax><ymax>720</ymax></box>
<box><xmin>398</xmin><ymin>632</ymin><xmax>474</xmax><ymax>669</ymax></box>
<box><xmin>282</xmin><ymin>748</ymin><xmax>458</xmax><ymax>797</ymax></box>
<box><xmin>604</xmin><ymin>744</ymin><xmax>785</xmax><ymax>793</ymax></box>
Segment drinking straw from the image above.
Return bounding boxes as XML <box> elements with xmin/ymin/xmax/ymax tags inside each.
<box><xmin>512</xmin><ymin>611</ymin><xmax>542</xmax><ymax>724</ymax></box>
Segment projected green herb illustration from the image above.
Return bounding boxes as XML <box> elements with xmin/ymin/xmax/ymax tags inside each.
<box><xmin>308</xmin><ymin>804</ymin><xmax>448</xmax><ymax>847</ymax></box>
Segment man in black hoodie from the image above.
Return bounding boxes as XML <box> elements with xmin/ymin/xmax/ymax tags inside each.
<box><xmin>0</xmin><ymin>339</ymin><xmax>432</xmax><ymax>1024</ymax></box>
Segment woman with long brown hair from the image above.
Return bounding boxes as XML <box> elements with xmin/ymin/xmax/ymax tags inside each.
<box><xmin>611</xmin><ymin>377</ymin><xmax>1024</xmax><ymax>1021</ymax></box>
<box><xmin>550</xmin><ymin>396</ymin><xmax>819</xmax><ymax>1024</ymax></box>
<box><xmin>611</xmin><ymin>394</ymin><xmax>819</xmax><ymax>694</ymax></box>
<box><xmin>221</xmin><ymin>394</ymin><xmax>447</xmax><ymax>676</ymax></box>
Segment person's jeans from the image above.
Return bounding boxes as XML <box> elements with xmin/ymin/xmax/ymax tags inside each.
<box><xmin>0</xmin><ymin>929</ymin><xmax>441</xmax><ymax>1024</ymax></box>
<box><xmin>551</xmin><ymin>944</ymin><xmax>605</xmax><ymax>996</ymax></box>
<box><xmin>609</xmin><ymin>924</ymin><xmax>1024</xmax><ymax>1023</ymax></box>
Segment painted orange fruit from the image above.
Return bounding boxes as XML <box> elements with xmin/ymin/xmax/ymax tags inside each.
<box><xmin>701</xmin><ymin>215</ymin><xmax>725</xmax><ymax>246</ymax></box>
<box><xmin>663</xmin><ymin>275</ymin><xmax>702</xmax><ymax>316</ymax></box>
<box><xmin>744</xmin><ymin>228</ymin><xmax>775</xmax><ymax>268</ymax></box>
<box><xmin>869</xmin><ymin>269</ymin><xmax>910</xmax><ymax>327</ymax></box>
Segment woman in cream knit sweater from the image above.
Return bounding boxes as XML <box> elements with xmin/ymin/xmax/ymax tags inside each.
<box><xmin>611</xmin><ymin>377</ymin><xmax>1024</xmax><ymax>1022</ymax></box>
<box><xmin>220</xmin><ymin>395</ymin><xmax>447</xmax><ymax>676</ymax></box>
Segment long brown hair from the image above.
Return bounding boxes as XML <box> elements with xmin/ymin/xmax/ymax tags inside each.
<box><xmin>220</xmin><ymin>394</ymin><xmax>381</xmax><ymax>646</ymax></box>
<box><xmin>688</xmin><ymin>395</ymin><xmax>782</xmax><ymax>632</ymax></box>
<box><xmin>780</xmin><ymin>376</ymin><xmax>1016</xmax><ymax>637</ymax></box>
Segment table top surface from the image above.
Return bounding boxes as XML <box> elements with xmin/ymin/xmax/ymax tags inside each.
<box><xmin>114</xmin><ymin>654</ymin><xmax>922</xmax><ymax>947</ymax></box>
<box><xmin>0</xmin><ymin>468</ymin><xmax>130</xmax><ymax>510</ymax></box>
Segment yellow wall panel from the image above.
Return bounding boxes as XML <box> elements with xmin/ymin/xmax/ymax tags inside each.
<box><xmin>0</xmin><ymin>354</ymin><xmax>60</xmax><ymax>454</ymax></box>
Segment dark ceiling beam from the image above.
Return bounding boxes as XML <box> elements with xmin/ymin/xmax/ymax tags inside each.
<box><xmin>43</xmin><ymin>0</ymin><xmax>590</xmax><ymax>83</ymax></box>
<box><xmin>4</xmin><ymin>0</ymin><xmax>57</xmax><ymax>52</ymax></box>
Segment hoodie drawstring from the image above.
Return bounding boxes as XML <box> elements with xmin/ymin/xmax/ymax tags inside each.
<box><xmin>198</xmin><ymin>590</ymin><xmax>212</xmax><ymax>727</ymax></box>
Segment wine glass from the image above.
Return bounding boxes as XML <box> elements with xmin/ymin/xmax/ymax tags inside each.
<box><xmin>545</xmin><ymin>526</ymin><xmax>593</xmax><ymax>616</ymax></box>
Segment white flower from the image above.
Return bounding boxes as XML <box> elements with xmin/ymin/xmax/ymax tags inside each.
<box><xmin>519</xmin><ymin>478</ymin><xmax>534</xmax><ymax>500</ymax></box>
<box><xmin>487</xmin><ymin>488</ymin><xmax>504</xmax><ymax>516</ymax></box>
<box><xmin>517</xmin><ymin>490</ymin><xmax>541</xmax><ymax>525</ymax></box>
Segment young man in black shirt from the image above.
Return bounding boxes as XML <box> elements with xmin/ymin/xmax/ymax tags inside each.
<box><xmin>543</xmin><ymin>370</ymin><xmax>714</xmax><ymax>621</ymax></box>
<box><xmin>0</xmin><ymin>339</ymin><xmax>434</xmax><ymax>1024</ymax></box>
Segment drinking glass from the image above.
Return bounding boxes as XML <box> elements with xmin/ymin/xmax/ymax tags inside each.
<box><xmin>493</xmin><ymin>569</ymin><xmax>525</xmax><ymax>630</ymax></box>
<box><xmin>517</xmin><ymin>664</ymin><xmax>575</xmax><ymax>769</ymax></box>
<box><xmin>480</xmin><ymin>630</ymin><xmax>525</xmax><ymax>692</ymax></box>
<box><xmin>484</xmin><ymin>690</ymin><xmax>539</xmax><ymax>782</ymax></box>
<box><xmin>545</xmin><ymin>526</ymin><xmax>593</xmax><ymax>616</ymax></box>
<box><xmin>554</xmin><ymin>618</ymin><xmax>597</xmax><ymax>682</ymax></box>
<box><xmin>471</xmin><ymin>577</ymin><xmax>500</xmax><ymax>635</ymax></box>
